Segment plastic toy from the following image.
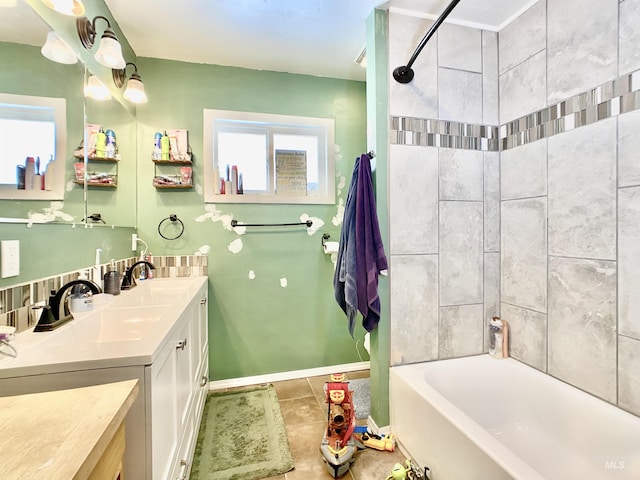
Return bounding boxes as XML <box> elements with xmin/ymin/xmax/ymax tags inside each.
<box><xmin>385</xmin><ymin>458</ymin><xmax>430</xmax><ymax>480</ymax></box>
<box><xmin>320</xmin><ymin>374</ymin><xmax>356</xmax><ymax>478</ymax></box>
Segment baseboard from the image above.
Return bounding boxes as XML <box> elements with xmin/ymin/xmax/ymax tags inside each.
<box><xmin>367</xmin><ymin>415</ymin><xmax>390</xmax><ymax>436</ymax></box>
<box><xmin>208</xmin><ymin>361</ymin><xmax>370</xmax><ymax>390</ymax></box>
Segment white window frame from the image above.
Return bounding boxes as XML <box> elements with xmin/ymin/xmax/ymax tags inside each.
<box><xmin>203</xmin><ymin>109</ymin><xmax>335</xmax><ymax>204</ymax></box>
<box><xmin>0</xmin><ymin>93</ymin><xmax>66</xmax><ymax>200</ymax></box>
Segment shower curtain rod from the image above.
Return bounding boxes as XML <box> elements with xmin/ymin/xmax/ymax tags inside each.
<box><xmin>392</xmin><ymin>0</ymin><xmax>462</xmax><ymax>84</ymax></box>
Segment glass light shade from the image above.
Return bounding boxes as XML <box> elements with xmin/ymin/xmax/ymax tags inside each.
<box><xmin>84</xmin><ymin>75</ymin><xmax>111</xmax><ymax>100</ymax></box>
<box><xmin>41</xmin><ymin>31</ymin><xmax>77</xmax><ymax>64</ymax></box>
<box><xmin>41</xmin><ymin>0</ymin><xmax>85</xmax><ymax>16</ymax></box>
<box><xmin>94</xmin><ymin>31</ymin><xmax>126</xmax><ymax>69</ymax></box>
<box><xmin>123</xmin><ymin>75</ymin><xmax>148</xmax><ymax>104</ymax></box>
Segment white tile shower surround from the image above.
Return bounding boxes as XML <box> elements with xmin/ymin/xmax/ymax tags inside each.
<box><xmin>618</xmin><ymin>109</ymin><xmax>640</xmax><ymax>187</ymax></box>
<box><xmin>388</xmin><ymin>13</ymin><xmax>438</xmax><ymax>119</ymax></box>
<box><xmin>498</xmin><ymin>0</ymin><xmax>546</xmax><ymax>75</ymax></box>
<box><xmin>548</xmin><ymin>256</ymin><xmax>618</xmax><ymax>403</ymax></box>
<box><xmin>483</xmin><ymin>252</ymin><xmax>500</xmax><ymax>352</ymax></box>
<box><xmin>501</xmin><ymin>139</ymin><xmax>547</xmax><ymax>200</ymax></box>
<box><xmin>438</xmin><ymin>201</ymin><xmax>483</xmax><ymax>307</ymax></box>
<box><xmin>547</xmin><ymin>119</ymin><xmax>617</xmax><ymax>260</ymax></box>
<box><xmin>437</xmin><ymin>23</ymin><xmax>482</xmax><ymax>73</ymax></box>
<box><xmin>618</xmin><ymin>186</ymin><xmax>640</xmax><ymax>339</ymax></box>
<box><xmin>501</xmin><ymin>198</ymin><xmax>547</xmax><ymax>313</ymax></box>
<box><xmin>388</xmin><ymin>144</ymin><xmax>438</xmax><ymax>255</ymax></box>
<box><xmin>483</xmin><ymin>151</ymin><xmax>500</xmax><ymax>252</ymax></box>
<box><xmin>482</xmin><ymin>31</ymin><xmax>500</xmax><ymax>126</ymax></box>
<box><xmin>547</xmin><ymin>0</ymin><xmax>618</xmax><ymax>104</ymax></box>
<box><xmin>387</xmin><ymin>0</ymin><xmax>640</xmax><ymax>417</ymax></box>
<box><xmin>499</xmin><ymin>49</ymin><xmax>547</xmax><ymax>124</ymax></box>
<box><xmin>389</xmin><ymin>254</ymin><xmax>438</xmax><ymax>365</ymax></box>
<box><xmin>439</xmin><ymin>148</ymin><xmax>484</xmax><ymax>201</ymax></box>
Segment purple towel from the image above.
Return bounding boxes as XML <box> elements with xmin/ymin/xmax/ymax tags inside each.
<box><xmin>354</xmin><ymin>153</ymin><xmax>388</xmax><ymax>333</ymax></box>
<box><xmin>334</xmin><ymin>157</ymin><xmax>360</xmax><ymax>333</ymax></box>
<box><xmin>334</xmin><ymin>153</ymin><xmax>388</xmax><ymax>336</ymax></box>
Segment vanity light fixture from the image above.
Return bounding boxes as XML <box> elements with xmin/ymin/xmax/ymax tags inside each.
<box><xmin>76</xmin><ymin>15</ymin><xmax>126</xmax><ymax>69</ymax></box>
<box><xmin>41</xmin><ymin>31</ymin><xmax>78</xmax><ymax>64</ymax></box>
<box><xmin>113</xmin><ymin>62</ymin><xmax>148</xmax><ymax>104</ymax></box>
<box><xmin>84</xmin><ymin>74</ymin><xmax>112</xmax><ymax>100</ymax></box>
<box><xmin>354</xmin><ymin>46</ymin><xmax>366</xmax><ymax>69</ymax></box>
<box><xmin>41</xmin><ymin>0</ymin><xmax>85</xmax><ymax>16</ymax></box>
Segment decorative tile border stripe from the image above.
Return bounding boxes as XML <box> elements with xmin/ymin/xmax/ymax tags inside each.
<box><xmin>391</xmin><ymin>68</ymin><xmax>640</xmax><ymax>152</ymax></box>
<box><xmin>502</xmin><ymin>70</ymin><xmax>640</xmax><ymax>149</ymax></box>
<box><xmin>0</xmin><ymin>255</ymin><xmax>208</xmax><ymax>333</ymax></box>
<box><xmin>390</xmin><ymin>117</ymin><xmax>500</xmax><ymax>151</ymax></box>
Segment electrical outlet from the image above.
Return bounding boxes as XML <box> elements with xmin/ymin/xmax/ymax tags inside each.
<box><xmin>131</xmin><ymin>233</ymin><xmax>138</xmax><ymax>251</ymax></box>
<box><xmin>1</xmin><ymin>240</ymin><xmax>20</xmax><ymax>278</ymax></box>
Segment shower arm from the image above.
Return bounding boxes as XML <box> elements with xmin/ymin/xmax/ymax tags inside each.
<box><xmin>392</xmin><ymin>0</ymin><xmax>462</xmax><ymax>84</ymax></box>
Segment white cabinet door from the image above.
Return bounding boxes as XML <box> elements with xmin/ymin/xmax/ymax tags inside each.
<box><xmin>172</xmin><ymin>288</ymin><xmax>209</xmax><ymax>480</ymax></box>
<box><xmin>191</xmin><ymin>297</ymin><xmax>208</xmax><ymax>389</ymax></box>
<box><xmin>153</xmin><ymin>283</ymin><xmax>209</xmax><ymax>480</ymax></box>
<box><xmin>175</xmin><ymin>309</ymin><xmax>194</xmax><ymax>432</ymax></box>
<box><xmin>149</xmin><ymin>337</ymin><xmax>179</xmax><ymax>480</ymax></box>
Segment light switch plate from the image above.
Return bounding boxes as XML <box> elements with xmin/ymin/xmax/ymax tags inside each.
<box><xmin>1</xmin><ymin>240</ymin><xmax>20</xmax><ymax>278</ymax></box>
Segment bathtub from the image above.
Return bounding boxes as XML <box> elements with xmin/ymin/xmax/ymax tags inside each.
<box><xmin>390</xmin><ymin>355</ymin><xmax>640</xmax><ymax>479</ymax></box>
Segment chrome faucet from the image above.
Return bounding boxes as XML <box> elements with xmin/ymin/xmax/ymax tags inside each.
<box><xmin>121</xmin><ymin>260</ymin><xmax>155</xmax><ymax>290</ymax></box>
<box><xmin>34</xmin><ymin>279</ymin><xmax>102</xmax><ymax>332</ymax></box>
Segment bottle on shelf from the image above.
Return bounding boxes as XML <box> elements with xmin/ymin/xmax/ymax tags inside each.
<box><xmin>152</xmin><ymin>132</ymin><xmax>162</xmax><ymax>160</ymax></box>
<box><xmin>96</xmin><ymin>127</ymin><xmax>106</xmax><ymax>158</ymax></box>
<box><xmin>161</xmin><ymin>131</ymin><xmax>170</xmax><ymax>160</ymax></box>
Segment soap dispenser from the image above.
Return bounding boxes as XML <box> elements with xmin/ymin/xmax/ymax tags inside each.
<box><xmin>489</xmin><ymin>316</ymin><xmax>509</xmax><ymax>359</ymax></box>
<box><xmin>69</xmin><ymin>271</ymin><xmax>94</xmax><ymax>313</ymax></box>
<box><xmin>103</xmin><ymin>260</ymin><xmax>121</xmax><ymax>296</ymax></box>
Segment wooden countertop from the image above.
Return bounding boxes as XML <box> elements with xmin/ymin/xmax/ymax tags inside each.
<box><xmin>0</xmin><ymin>379</ymin><xmax>139</xmax><ymax>480</ymax></box>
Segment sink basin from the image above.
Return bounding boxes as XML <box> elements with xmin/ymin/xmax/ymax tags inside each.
<box><xmin>44</xmin><ymin>305</ymin><xmax>170</xmax><ymax>346</ymax></box>
<box><xmin>113</xmin><ymin>278</ymin><xmax>199</xmax><ymax>307</ymax></box>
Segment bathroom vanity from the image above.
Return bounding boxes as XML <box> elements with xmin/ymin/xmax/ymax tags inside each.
<box><xmin>0</xmin><ymin>276</ymin><xmax>209</xmax><ymax>480</ymax></box>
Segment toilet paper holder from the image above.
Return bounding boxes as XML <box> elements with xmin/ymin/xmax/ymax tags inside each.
<box><xmin>322</xmin><ymin>233</ymin><xmax>340</xmax><ymax>255</ymax></box>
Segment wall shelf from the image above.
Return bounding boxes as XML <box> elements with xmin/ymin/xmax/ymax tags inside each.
<box><xmin>153</xmin><ymin>183</ymin><xmax>193</xmax><ymax>189</ymax></box>
<box><xmin>74</xmin><ymin>155</ymin><xmax>119</xmax><ymax>163</ymax></box>
<box><xmin>152</xmin><ymin>159</ymin><xmax>192</xmax><ymax>166</ymax></box>
<box><xmin>152</xmin><ymin>157</ymin><xmax>193</xmax><ymax>189</ymax></box>
<box><xmin>73</xmin><ymin>180</ymin><xmax>118</xmax><ymax>188</ymax></box>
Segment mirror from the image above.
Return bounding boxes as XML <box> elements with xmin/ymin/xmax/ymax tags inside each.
<box><xmin>84</xmin><ymin>84</ymin><xmax>136</xmax><ymax>227</ymax></box>
<box><xmin>0</xmin><ymin>1</ymin><xmax>136</xmax><ymax>227</ymax></box>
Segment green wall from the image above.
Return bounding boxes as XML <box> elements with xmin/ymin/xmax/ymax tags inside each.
<box><xmin>134</xmin><ymin>57</ymin><xmax>370</xmax><ymax>380</ymax></box>
<box><xmin>366</xmin><ymin>8</ymin><xmax>391</xmax><ymax>427</ymax></box>
<box><xmin>0</xmin><ymin>223</ymin><xmax>134</xmax><ymax>289</ymax></box>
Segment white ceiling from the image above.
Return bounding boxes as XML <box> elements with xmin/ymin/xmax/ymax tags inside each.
<box><xmin>2</xmin><ymin>0</ymin><xmax>538</xmax><ymax>81</ymax></box>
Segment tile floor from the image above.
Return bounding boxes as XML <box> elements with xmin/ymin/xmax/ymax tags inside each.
<box><xmin>265</xmin><ymin>370</ymin><xmax>407</xmax><ymax>480</ymax></box>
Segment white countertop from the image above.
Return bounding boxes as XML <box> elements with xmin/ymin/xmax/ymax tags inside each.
<box><xmin>0</xmin><ymin>276</ymin><xmax>207</xmax><ymax>379</ymax></box>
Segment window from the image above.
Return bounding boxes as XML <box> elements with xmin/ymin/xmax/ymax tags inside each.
<box><xmin>0</xmin><ymin>93</ymin><xmax>66</xmax><ymax>200</ymax></box>
<box><xmin>203</xmin><ymin>109</ymin><xmax>335</xmax><ymax>204</ymax></box>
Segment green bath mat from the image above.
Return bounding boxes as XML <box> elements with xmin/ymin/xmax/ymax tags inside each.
<box><xmin>191</xmin><ymin>384</ymin><xmax>294</xmax><ymax>480</ymax></box>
